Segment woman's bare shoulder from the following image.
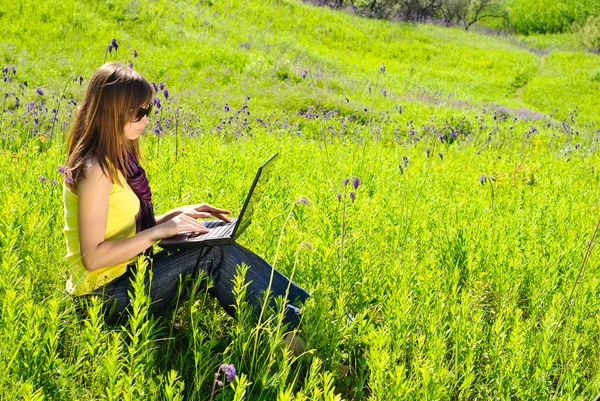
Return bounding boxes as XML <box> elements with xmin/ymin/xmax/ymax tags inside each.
<box><xmin>81</xmin><ymin>156</ymin><xmax>112</xmax><ymax>186</ymax></box>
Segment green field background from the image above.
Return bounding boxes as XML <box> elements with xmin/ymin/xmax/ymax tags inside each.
<box><xmin>1</xmin><ymin>0</ymin><xmax>600</xmax><ymax>399</ymax></box>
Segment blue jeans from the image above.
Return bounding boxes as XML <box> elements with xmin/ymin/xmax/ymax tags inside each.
<box><xmin>92</xmin><ymin>243</ymin><xmax>309</xmax><ymax>329</ymax></box>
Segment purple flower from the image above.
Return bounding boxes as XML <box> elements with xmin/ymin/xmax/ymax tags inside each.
<box><xmin>151</xmin><ymin>82</ymin><xmax>158</xmax><ymax>92</ymax></box>
<box><xmin>224</xmin><ymin>103</ymin><xmax>230</xmax><ymax>112</ymax></box>
<box><xmin>132</xmin><ymin>48</ymin><xmax>138</xmax><ymax>58</ymax></box>
<box><xmin>295</xmin><ymin>196</ymin><xmax>310</xmax><ymax>205</ymax></box>
<box><xmin>111</xmin><ymin>38</ymin><xmax>118</xmax><ymax>50</ymax></box>
<box><xmin>402</xmin><ymin>155</ymin><xmax>409</xmax><ymax>168</ymax></box>
<box><xmin>363</xmin><ymin>107</ymin><xmax>368</xmax><ymax>112</ymax></box>
<box><xmin>336</xmin><ymin>193</ymin><xmax>342</xmax><ymax>202</ymax></box>
<box><xmin>1</xmin><ymin>66</ymin><xmax>7</xmax><ymax>75</ymax></box>
<box><xmin>39</xmin><ymin>176</ymin><xmax>46</xmax><ymax>183</ymax></box>
<box><xmin>51</xmin><ymin>179</ymin><xmax>58</xmax><ymax>186</ymax></box>
<box><xmin>352</xmin><ymin>177</ymin><xmax>360</xmax><ymax>190</ymax></box>
<box><xmin>57</xmin><ymin>166</ymin><xmax>66</xmax><ymax>174</ymax></box>
<box><xmin>11</xmin><ymin>66</ymin><xmax>16</xmax><ymax>75</ymax></box>
<box><xmin>163</xmin><ymin>89</ymin><xmax>169</xmax><ymax>99</ymax></box>
<box><xmin>302</xmin><ymin>69</ymin><xmax>308</xmax><ymax>79</ymax></box>
<box><xmin>36</xmin><ymin>88</ymin><xmax>44</xmax><ymax>96</ymax></box>
<box><xmin>343</xmin><ymin>178</ymin><xmax>349</xmax><ymax>187</ymax></box>
<box><xmin>426</xmin><ymin>148</ymin><xmax>431</xmax><ymax>157</ymax></box>
<box><xmin>245</xmin><ymin>96</ymin><xmax>250</xmax><ymax>101</ymax></box>
<box><xmin>159</xmin><ymin>82</ymin><xmax>165</xmax><ymax>90</ymax></box>
<box><xmin>221</xmin><ymin>363</ymin><xmax>237</xmax><ymax>383</ymax></box>
<box><xmin>349</xmin><ymin>192</ymin><xmax>356</xmax><ymax>203</ymax></box>
<box><xmin>153</xmin><ymin>97</ymin><xmax>162</xmax><ymax>109</ymax></box>
<box><xmin>380</xmin><ymin>64</ymin><xmax>386</xmax><ymax>74</ymax></box>
<box><xmin>65</xmin><ymin>176</ymin><xmax>74</xmax><ymax>184</ymax></box>
<box><xmin>34</xmin><ymin>117</ymin><xmax>40</xmax><ymax>125</ymax></box>
<box><xmin>575</xmin><ymin>143</ymin><xmax>580</xmax><ymax>149</ymax></box>
<box><xmin>479</xmin><ymin>174</ymin><xmax>487</xmax><ymax>185</ymax></box>
<box><xmin>438</xmin><ymin>152</ymin><xmax>444</xmax><ymax>160</ymax></box>
<box><xmin>397</xmin><ymin>105</ymin><xmax>403</xmax><ymax>114</ymax></box>
<box><xmin>107</xmin><ymin>43</ymin><xmax>113</xmax><ymax>53</ymax></box>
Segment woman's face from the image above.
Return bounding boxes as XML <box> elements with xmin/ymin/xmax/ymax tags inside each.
<box><xmin>123</xmin><ymin>109</ymin><xmax>150</xmax><ymax>140</ymax></box>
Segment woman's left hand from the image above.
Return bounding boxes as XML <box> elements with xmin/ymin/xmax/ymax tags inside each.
<box><xmin>174</xmin><ymin>203</ymin><xmax>232</xmax><ymax>223</ymax></box>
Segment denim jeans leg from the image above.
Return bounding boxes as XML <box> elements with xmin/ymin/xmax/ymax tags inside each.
<box><xmin>90</xmin><ymin>243</ymin><xmax>309</xmax><ymax>329</ymax></box>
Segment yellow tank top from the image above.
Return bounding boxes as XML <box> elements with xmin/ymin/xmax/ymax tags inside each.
<box><xmin>63</xmin><ymin>172</ymin><xmax>140</xmax><ymax>295</ymax></box>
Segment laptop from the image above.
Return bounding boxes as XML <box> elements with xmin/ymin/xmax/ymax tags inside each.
<box><xmin>158</xmin><ymin>153</ymin><xmax>279</xmax><ymax>249</ymax></box>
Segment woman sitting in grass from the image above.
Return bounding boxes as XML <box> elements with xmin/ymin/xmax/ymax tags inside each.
<box><xmin>62</xmin><ymin>62</ymin><xmax>307</xmax><ymax>354</ymax></box>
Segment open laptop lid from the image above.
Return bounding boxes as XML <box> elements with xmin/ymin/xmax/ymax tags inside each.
<box><xmin>231</xmin><ymin>152</ymin><xmax>279</xmax><ymax>239</ymax></box>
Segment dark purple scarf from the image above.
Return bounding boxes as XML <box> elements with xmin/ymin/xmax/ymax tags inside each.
<box><xmin>125</xmin><ymin>153</ymin><xmax>156</xmax><ymax>233</ymax></box>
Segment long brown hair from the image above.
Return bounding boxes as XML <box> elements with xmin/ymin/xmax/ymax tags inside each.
<box><xmin>65</xmin><ymin>62</ymin><xmax>155</xmax><ymax>191</ymax></box>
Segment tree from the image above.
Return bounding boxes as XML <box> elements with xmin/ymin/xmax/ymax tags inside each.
<box><xmin>441</xmin><ymin>0</ymin><xmax>507</xmax><ymax>30</ymax></box>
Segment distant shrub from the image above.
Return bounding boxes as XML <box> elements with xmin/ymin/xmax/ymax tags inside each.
<box><xmin>575</xmin><ymin>15</ymin><xmax>600</xmax><ymax>54</ymax></box>
<box><xmin>507</xmin><ymin>0</ymin><xmax>599</xmax><ymax>34</ymax></box>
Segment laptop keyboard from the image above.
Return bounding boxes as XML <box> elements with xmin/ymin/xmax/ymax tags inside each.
<box><xmin>188</xmin><ymin>217</ymin><xmax>238</xmax><ymax>241</ymax></box>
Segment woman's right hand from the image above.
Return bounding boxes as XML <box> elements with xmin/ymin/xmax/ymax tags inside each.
<box><xmin>153</xmin><ymin>213</ymin><xmax>209</xmax><ymax>239</ymax></box>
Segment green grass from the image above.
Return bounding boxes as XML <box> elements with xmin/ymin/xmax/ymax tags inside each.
<box><xmin>2</xmin><ymin>0</ymin><xmax>600</xmax><ymax>399</ymax></box>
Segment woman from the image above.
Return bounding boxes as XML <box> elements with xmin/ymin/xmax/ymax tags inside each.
<box><xmin>63</xmin><ymin>62</ymin><xmax>308</xmax><ymax>351</ymax></box>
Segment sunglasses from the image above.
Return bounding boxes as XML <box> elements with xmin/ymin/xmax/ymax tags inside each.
<box><xmin>132</xmin><ymin>105</ymin><xmax>153</xmax><ymax>122</ymax></box>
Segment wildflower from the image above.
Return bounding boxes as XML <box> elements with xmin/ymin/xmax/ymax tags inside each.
<box><xmin>426</xmin><ymin>148</ymin><xmax>431</xmax><ymax>157</ymax></box>
<box><xmin>382</xmin><ymin>90</ymin><xmax>387</xmax><ymax>97</ymax></box>
<box><xmin>107</xmin><ymin>43</ymin><xmax>113</xmax><ymax>53</ymax></box>
<box><xmin>159</xmin><ymin>82</ymin><xmax>165</xmax><ymax>90</ymax></box>
<box><xmin>111</xmin><ymin>38</ymin><xmax>118</xmax><ymax>51</ymax></box>
<box><xmin>26</xmin><ymin>101</ymin><xmax>35</xmax><ymax>111</ymax></box>
<box><xmin>39</xmin><ymin>176</ymin><xmax>46</xmax><ymax>183</ymax></box>
<box><xmin>402</xmin><ymin>155</ymin><xmax>409</xmax><ymax>168</ymax></box>
<box><xmin>479</xmin><ymin>174</ymin><xmax>487</xmax><ymax>185</ymax></box>
<box><xmin>300</xmin><ymin>241</ymin><xmax>313</xmax><ymax>250</ymax></box>
<box><xmin>1</xmin><ymin>66</ymin><xmax>7</xmax><ymax>74</ymax></box>
<box><xmin>349</xmin><ymin>192</ymin><xmax>356</xmax><ymax>203</ymax></box>
<box><xmin>438</xmin><ymin>152</ymin><xmax>444</xmax><ymax>160</ymax></box>
<box><xmin>65</xmin><ymin>176</ymin><xmax>74</xmax><ymax>184</ymax></box>
<box><xmin>36</xmin><ymin>88</ymin><xmax>44</xmax><ymax>96</ymax></box>
<box><xmin>57</xmin><ymin>166</ymin><xmax>66</xmax><ymax>174</ymax></box>
<box><xmin>163</xmin><ymin>89</ymin><xmax>169</xmax><ymax>99</ymax></box>
<box><xmin>153</xmin><ymin>97</ymin><xmax>162</xmax><ymax>109</ymax></box>
<box><xmin>79</xmin><ymin>75</ymin><xmax>83</xmax><ymax>85</ymax></box>
<box><xmin>246</xmin><ymin>96</ymin><xmax>250</xmax><ymax>101</ymax></box>
<box><xmin>132</xmin><ymin>48</ymin><xmax>138</xmax><ymax>58</ymax></box>
<box><xmin>363</xmin><ymin>107</ymin><xmax>368</xmax><ymax>112</ymax></box>
<box><xmin>221</xmin><ymin>364</ymin><xmax>236</xmax><ymax>382</ymax></box>
<box><xmin>129</xmin><ymin>61</ymin><xmax>134</xmax><ymax>69</ymax></box>
<box><xmin>343</xmin><ymin>178</ymin><xmax>349</xmax><ymax>187</ymax></box>
<box><xmin>295</xmin><ymin>196</ymin><xmax>310</xmax><ymax>205</ymax></box>
<box><xmin>380</xmin><ymin>64</ymin><xmax>386</xmax><ymax>74</ymax></box>
<box><xmin>11</xmin><ymin>66</ymin><xmax>16</xmax><ymax>75</ymax></box>
<box><xmin>224</xmin><ymin>103</ymin><xmax>230</xmax><ymax>112</ymax></box>
<box><xmin>336</xmin><ymin>193</ymin><xmax>342</xmax><ymax>202</ymax></box>
<box><xmin>302</xmin><ymin>69</ymin><xmax>308</xmax><ymax>79</ymax></box>
<box><xmin>352</xmin><ymin>177</ymin><xmax>360</xmax><ymax>190</ymax></box>
<box><xmin>151</xmin><ymin>82</ymin><xmax>158</xmax><ymax>91</ymax></box>
<box><xmin>34</xmin><ymin>117</ymin><xmax>40</xmax><ymax>125</ymax></box>
<box><xmin>51</xmin><ymin>179</ymin><xmax>58</xmax><ymax>186</ymax></box>
<box><xmin>575</xmin><ymin>143</ymin><xmax>580</xmax><ymax>149</ymax></box>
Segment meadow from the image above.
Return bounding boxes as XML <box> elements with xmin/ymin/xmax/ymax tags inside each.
<box><xmin>1</xmin><ymin>0</ymin><xmax>600</xmax><ymax>399</ymax></box>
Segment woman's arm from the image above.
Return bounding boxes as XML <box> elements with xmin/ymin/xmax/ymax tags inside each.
<box><xmin>78</xmin><ymin>162</ymin><xmax>208</xmax><ymax>272</ymax></box>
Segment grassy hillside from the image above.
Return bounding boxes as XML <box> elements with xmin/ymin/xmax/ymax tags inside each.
<box><xmin>1</xmin><ymin>0</ymin><xmax>599</xmax><ymax>129</ymax></box>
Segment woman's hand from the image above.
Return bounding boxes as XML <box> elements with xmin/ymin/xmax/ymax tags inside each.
<box><xmin>177</xmin><ymin>203</ymin><xmax>232</xmax><ymax>222</ymax></box>
<box><xmin>156</xmin><ymin>203</ymin><xmax>232</xmax><ymax>225</ymax></box>
<box><xmin>153</xmin><ymin>213</ymin><xmax>210</xmax><ymax>239</ymax></box>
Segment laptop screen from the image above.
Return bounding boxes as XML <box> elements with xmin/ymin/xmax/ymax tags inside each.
<box><xmin>232</xmin><ymin>153</ymin><xmax>279</xmax><ymax>239</ymax></box>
